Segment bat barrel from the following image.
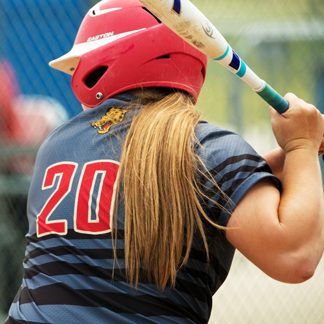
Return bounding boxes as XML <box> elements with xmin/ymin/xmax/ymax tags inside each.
<box><xmin>139</xmin><ymin>0</ymin><xmax>229</xmax><ymax>58</ymax></box>
<box><xmin>140</xmin><ymin>0</ymin><xmax>289</xmax><ymax>114</ymax></box>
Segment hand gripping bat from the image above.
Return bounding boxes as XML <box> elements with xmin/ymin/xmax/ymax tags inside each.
<box><xmin>139</xmin><ymin>0</ymin><xmax>289</xmax><ymax>114</ymax></box>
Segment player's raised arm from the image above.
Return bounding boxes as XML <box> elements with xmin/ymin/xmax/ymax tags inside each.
<box><xmin>227</xmin><ymin>93</ymin><xmax>324</xmax><ymax>283</ymax></box>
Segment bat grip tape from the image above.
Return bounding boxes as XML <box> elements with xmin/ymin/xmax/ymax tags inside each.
<box><xmin>256</xmin><ymin>83</ymin><xmax>289</xmax><ymax>114</ymax></box>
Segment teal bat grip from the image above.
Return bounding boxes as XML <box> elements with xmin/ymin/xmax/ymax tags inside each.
<box><xmin>256</xmin><ymin>83</ymin><xmax>289</xmax><ymax>114</ymax></box>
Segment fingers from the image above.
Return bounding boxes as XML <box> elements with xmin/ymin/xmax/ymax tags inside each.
<box><xmin>282</xmin><ymin>93</ymin><xmax>300</xmax><ymax>115</ymax></box>
<box><xmin>273</xmin><ymin>93</ymin><xmax>320</xmax><ymax>125</ymax></box>
<box><xmin>269</xmin><ymin>93</ymin><xmax>324</xmax><ymax>154</ymax></box>
<box><xmin>269</xmin><ymin>93</ymin><xmax>297</xmax><ymax>120</ymax></box>
<box><xmin>283</xmin><ymin>93</ymin><xmax>317</xmax><ymax>113</ymax></box>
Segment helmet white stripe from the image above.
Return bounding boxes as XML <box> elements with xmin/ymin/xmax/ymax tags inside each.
<box><xmin>49</xmin><ymin>28</ymin><xmax>146</xmax><ymax>75</ymax></box>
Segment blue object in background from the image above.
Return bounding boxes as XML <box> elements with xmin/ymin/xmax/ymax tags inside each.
<box><xmin>1</xmin><ymin>0</ymin><xmax>91</xmax><ymax>118</ymax></box>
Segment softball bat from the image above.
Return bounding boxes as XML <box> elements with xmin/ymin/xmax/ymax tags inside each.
<box><xmin>139</xmin><ymin>0</ymin><xmax>289</xmax><ymax>114</ymax></box>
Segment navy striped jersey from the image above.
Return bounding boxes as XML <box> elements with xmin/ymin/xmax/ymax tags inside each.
<box><xmin>6</xmin><ymin>94</ymin><xmax>281</xmax><ymax>324</ymax></box>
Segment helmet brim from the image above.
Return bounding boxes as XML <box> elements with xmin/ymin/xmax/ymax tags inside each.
<box><xmin>49</xmin><ymin>28</ymin><xmax>146</xmax><ymax>75</ymax></box>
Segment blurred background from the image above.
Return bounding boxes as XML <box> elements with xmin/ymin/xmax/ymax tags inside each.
<box><xmin>0</xmin><ymin>0</ymin><xmax>323</xmax><ymax>323</ymax></box>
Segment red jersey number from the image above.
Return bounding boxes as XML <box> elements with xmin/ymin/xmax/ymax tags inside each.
<box><xmin>36</xmin><ymin>160</ymin><xmax>119</xmax><ymax>237</ymax></box>
<box><xmin>37</xmin><ymin>163</ymin><xmax>77</xmax><ymax>237</ymax></box>
<box><xmin>75</xmin><ymin>160</ymin><xmax>119</xmax><ymax>234</ymax></box>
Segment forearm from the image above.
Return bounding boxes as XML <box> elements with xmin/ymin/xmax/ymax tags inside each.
<box><xmin>278</xmin><ymin>148</ymin><xmax>324</xmax><ymax>267</ymax></box>
<box><xmin>228</xmin><ymin>96</ymin><xmax>324</xmax><ymax>283</ymax></box>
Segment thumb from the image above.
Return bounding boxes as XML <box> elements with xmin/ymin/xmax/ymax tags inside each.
<box><xmin>269</xmin><ymin>104</ymin><xmax>291</xmax><ymax>120</ymax></box>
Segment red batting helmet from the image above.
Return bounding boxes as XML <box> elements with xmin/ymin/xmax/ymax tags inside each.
<box><xmin>49</xmin><ymin>0</ymin><xmax>208</xmax><ymax>107</ymax></box>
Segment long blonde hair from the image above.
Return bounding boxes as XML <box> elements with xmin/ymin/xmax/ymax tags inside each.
<box><xmin>114</xmin><ymin>88</ymin><xmax>225</xmax><ymax>289</ymax></box>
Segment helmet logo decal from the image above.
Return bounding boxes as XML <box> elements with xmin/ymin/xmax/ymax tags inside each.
<box><xmin>89</xmin><ymin>2</ymin><xmax>121</xmax><ymax>17</ymax></box>
<box><xmin>87</xmin><ymin>32</ymin><xmax>115</xmax><ymax>42</ymax></box>
<box><xmin>92</xmin><ymin>108</ymin><xmax>130</xmax><ymax>134</ymax></box>
<box><xmin>89</xmin><ymin>1</ymin><xmax>122</xmax><ymax>17</ymax></box>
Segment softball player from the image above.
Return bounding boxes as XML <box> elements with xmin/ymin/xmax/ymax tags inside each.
<box><xmin>6</xmin><ymin>0</ymin><xmax>324</xmax><ymax>323</ymax></box>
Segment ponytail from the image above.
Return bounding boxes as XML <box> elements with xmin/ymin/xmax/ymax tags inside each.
<box><xmin>114</xmin><ymin>89</ymin><xmax>226</xmax><ymax>289</ymax></box>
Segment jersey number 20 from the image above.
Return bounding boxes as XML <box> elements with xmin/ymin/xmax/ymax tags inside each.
<box><xmin>36</xmin><ymin>160</ymin><xmax>119</xmax><ymax>237</ymax></box>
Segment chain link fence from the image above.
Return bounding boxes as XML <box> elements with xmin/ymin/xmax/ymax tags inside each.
<box><xmin>0</xmin><ymin>0</ymin><xmax>94</xmax><ymax>321</ymax></box>
<box><xmin>0</xmin><ymin>0</ymin><xmax>323</xmax><ymax>323</ymax></box>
